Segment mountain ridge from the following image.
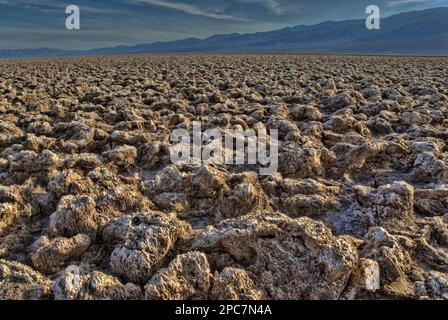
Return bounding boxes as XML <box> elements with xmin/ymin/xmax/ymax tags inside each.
<box><xmin>1</xmin><ymin>7</ymin><xmax>447</xmax><ymax>58</ymax></box>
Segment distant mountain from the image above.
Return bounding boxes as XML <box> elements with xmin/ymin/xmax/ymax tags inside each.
<box><xmin>1</xmin><ymin>7</ymin><xmax>447</xmax><ymax>58</ymax></box>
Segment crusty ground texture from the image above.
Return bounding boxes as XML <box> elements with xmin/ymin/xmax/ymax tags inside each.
<box><xmin>0</xmin><ymin>54</ymin><xmax>447</xmax><ymax>300</ymax></box>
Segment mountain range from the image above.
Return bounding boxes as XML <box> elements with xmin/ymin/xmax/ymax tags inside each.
<box><xmin>1</xmin><ymin>7</ymin><xmax>447</xmax><ymax>58</ymax></box>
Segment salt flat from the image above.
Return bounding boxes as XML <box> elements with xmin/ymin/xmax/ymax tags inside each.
<box><xmin>0</xmin><ymin>54</ymin><xmax>447</xmax><ymax>300</ymax></box>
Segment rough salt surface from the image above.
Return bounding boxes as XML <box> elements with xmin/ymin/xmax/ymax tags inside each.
<box><xmin>0</xmin><ymin>54</ymin><xmax>447</xmax><ymax>300</ymax></box>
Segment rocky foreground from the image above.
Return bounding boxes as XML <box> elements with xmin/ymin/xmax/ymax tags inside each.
<box><xmin>0</xmin><ymin>54</ymin><xmax>447</xmax><ymax>300</ymax></box>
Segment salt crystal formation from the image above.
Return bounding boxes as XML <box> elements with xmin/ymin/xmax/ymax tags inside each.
<box><xmin>0</xmin><ymin>55</ymin><xmax>447</xmax><ymax>300</ymax></box>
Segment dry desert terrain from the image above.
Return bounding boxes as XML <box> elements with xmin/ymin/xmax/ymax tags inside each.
<box><xmin>0</xmin><ymin>54</ymin><xmax>447</xmax><ymax>300</ymax></box>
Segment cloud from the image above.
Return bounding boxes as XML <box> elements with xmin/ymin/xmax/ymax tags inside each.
<box><xmin>237</xmin><ymin>0</ymin><xmax>287</xmax><ymax>15</ymax></box>
<box><xmin>2</xmin><ymin>0</ymin><xmax>447</xmax><ymax>50</ymax></box>
<box><xmin>386</xmin><ymin>0</ymin><xmax>433</xmax><ymax>7</ymax></box>
<box><xmin>0</xmin><ymin>0</ymin><xmax>122</xmax><ymax>14</ymax></box>
<box><xmin>264</xmin><ymin>0</ymin><xmax>286</xmax><ymax>15</ymax></box>
<box><xmin>136</xmin><ymin>0</ymin><xmax>251</xmax><ymax>21</ymax></box>
<box><xmin>0</xmin><ymin>0</ymin><xmax>60</xmax><ymax>7</ymax></box>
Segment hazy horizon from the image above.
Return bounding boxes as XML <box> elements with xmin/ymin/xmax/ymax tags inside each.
<box><xmin>1</xmin><ymin>0</ymin><xmax>448</xmax><ymax>50</ymax></box>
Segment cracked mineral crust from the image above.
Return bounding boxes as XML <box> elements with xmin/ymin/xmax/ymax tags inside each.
<box><xmin>0</xmin><ymin>54</ymin><xmax>447</xmax><ymax>300</ymax></box>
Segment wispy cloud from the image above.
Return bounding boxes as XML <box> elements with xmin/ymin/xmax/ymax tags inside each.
<box><xmin>386</xmin><ymin>0</ymin><xmax>434</xmax><ymax>7</ymax></box>
<box><xmin>236</xmin><ymin>0</ymin><xmax>287</xmax><ymax>15</ymax></box>
<box><xmin>264</xmin><ymin>0</ymin><xmax>286</xmax><ymax>15</ymax></box>
<box><xmin>2</xmin><ymin>0</ymin><xmax>447</xmax><ymax>50</ymax></box>
<box><xmin>0</xmin><ymin>0</ymin><xmax>117</xmax><ymax>14</ymax></box>
<box><xmin>136</xmin><ymin>0</ymin><xmax>251</xmax><ymax>21</ymax></box>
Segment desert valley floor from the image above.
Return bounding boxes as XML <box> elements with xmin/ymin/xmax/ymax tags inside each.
<box><xmin>0</xmin><ymin>54</ymin><xmax>447</xmax><ymax>300</ymax></box>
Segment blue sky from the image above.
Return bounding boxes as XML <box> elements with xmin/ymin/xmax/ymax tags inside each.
<box><xmin>0</xmin><ymin>0</ymin><xmax>447</xmax><ymax>49</ymax></box>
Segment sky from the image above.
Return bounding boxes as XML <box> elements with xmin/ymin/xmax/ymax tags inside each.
<box><xmin>0</xmin><ymin>0</ymin><xmax>447</xmax><ymax>50</ymax></box>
